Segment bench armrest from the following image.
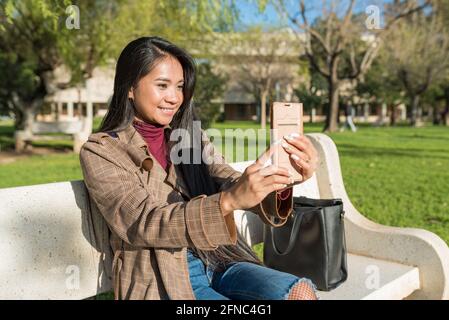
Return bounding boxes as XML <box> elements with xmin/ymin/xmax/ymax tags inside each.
<box><xmin>308</xmin><ymin>133</ymin><xmax>449</xmax><ymax>300</ymax></box>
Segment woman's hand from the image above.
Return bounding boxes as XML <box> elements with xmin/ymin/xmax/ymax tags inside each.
<box><xmin>281</xmin><ymin>133</ymin><xmax>319</xmax><ymax>182</ymax></box>
<box><xmin>220</xmin><ymin>146</ymin><xmax>293</xmax><ymax>215</ymax></box>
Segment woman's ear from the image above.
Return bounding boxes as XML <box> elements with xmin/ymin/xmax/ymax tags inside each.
<box><xmin>128</xmin><ymin>87</ymin><xmax>134</xmax><ymax>100</ymax></box>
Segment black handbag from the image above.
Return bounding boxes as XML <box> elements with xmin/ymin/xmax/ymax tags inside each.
<box><xmin>263</xmin><ymin>196</ymin><xmax>348</xmax><ymax>291</ymax></box>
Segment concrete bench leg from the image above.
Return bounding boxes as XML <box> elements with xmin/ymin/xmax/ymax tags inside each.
<box><xmin>74</xmin><ymin>132</ymin><xmax>89</xmax><ymax>154</ymax></box>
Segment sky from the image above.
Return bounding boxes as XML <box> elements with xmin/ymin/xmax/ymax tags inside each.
<box><xmin>235</xmin><ymin>0</ymin><xmax>394</xmax><ymax>30</ymax></box>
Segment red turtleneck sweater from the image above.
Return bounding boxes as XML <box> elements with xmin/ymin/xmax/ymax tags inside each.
<box><xmin>133</xmin><ymin>119</ymin><xmax>169</xmax><ymax>171</ymax></box>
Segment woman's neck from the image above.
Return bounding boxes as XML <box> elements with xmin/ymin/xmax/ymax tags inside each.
<box><xmin>133</xmin><ymin>116</ymin><xmax>164</xmax><ymax>128</ymax></box>
<box><xmin>132</xmin><ymin>117</ymin><xmax>169</xmax><ymax>171</ymax></box>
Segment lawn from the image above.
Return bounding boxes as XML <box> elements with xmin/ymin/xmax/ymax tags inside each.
<box><xmin>1</xmin><ymin>119</ymin><xmax>449</xmax><ymax>248</ymax></box>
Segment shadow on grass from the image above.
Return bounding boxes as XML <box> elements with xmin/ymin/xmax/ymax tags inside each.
<box><xmin>32</xmin><ymin>140</ymin><xmax>73</xmax><ymax>151</ymax></box>
<box><xmin>337</xmin><ymin>143</ymin><xmax>449</xmax><ymax>161</ymax></box>
<box><xmin>397</xmin><ymin>134</ymin><xmax>449</xmax><ymax>141</ymax></box>
<box><xmin>0</xmin><ymin>124</ymin><xmax>74</xmax><ymax>152</ymax></box>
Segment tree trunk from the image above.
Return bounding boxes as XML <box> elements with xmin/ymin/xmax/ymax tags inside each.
<box><xmin>310</xmin><ymin>107</ymin><xmax>316</xmax><ymax>123</ymax></box>
<box><xmin>13</xmin><ymin>108</ymin><xmax>24</xmax><ymax>130</ymax></box>
<box><xmin>389</xmin><ymin>103</ymin><xmax>397</xmax><ymax>126</ymax></box>
<box><xmin>23</xmin><ymin>107</ymin><xmax>35</xmax><ymax>133</ymax></box>
<box><xmin>364</xmin><ymin>103</ymin><xmax>370</xmax><ymax>122</ymax></box>
<box><xmin>260</xmin><ymin>89</ymin><xmax>268</xmax><ymax>130</ymax></box>
<box><xmin>443</xmin><ymin>89</ymin><xmax>449</xmax><ymax>126</ymax></box>
<box><xmin>324</xmin><ymin>79</ymin><xmax>340</xmax><ymax>132</ymax></box>
<box><xmin>443</xmin><ymin>105</ymin><xmax>449</xmax><ymax>126</ymax></box>
<box><xmin>432</xmin><ymin>105</ymin><xmax>440</xmax><ymax>125</ymax></box>
<box><xmin>410</xmin><ymin>94</ymin><xmax>420</xmax><ymax>126</ymax></box>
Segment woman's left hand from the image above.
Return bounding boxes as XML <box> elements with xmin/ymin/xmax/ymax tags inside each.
<box><xmin>281</xmin><ymin>133</ymin><xmax>319</xmax><ymax>182</ymax></box>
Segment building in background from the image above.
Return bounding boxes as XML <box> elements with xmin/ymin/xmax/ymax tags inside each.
<box><xmin>40</xmin><ymin>31</ymin><xmax>389</xmax><ymax>125</ymax></box>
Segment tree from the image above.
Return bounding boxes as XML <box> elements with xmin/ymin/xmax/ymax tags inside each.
<box><xmin>429</xmin><ymin>0</ymin><xmax>449</xmax><ymax>126</ymax></box>
<box><xmin>0</xmin><ymin>0</ymin><xmax>238</xmax><ymax>141</ymax></box>
<box><xmin>272</xmin><ymin>0</ymin><xmax>431</xmax><ymax>132</ymax></box>
<box><xmin>0</xmin><ymin>0</ymin><xmax>73</xmax><ymax>134</ymax></box>
<box><xmin>194</xmin><ymin>61</ymin><xmax>227</xmax><ymax>129</ymax></box>
<box><xmin>382</xmin><ymin>11</ymin><xmax>449</xmax><ymax>126</ymax></box>
<box><xmin>217</xmin><ymin>27</ymin><xmax>302</xmax><ymax>129</ymax></box>
<box><xmin>294</xmin><ymin>62</ymin><xmax>328</xmax><ymax>123</ymax></box>
<box><xmin>356</xmin><ymin>58</ymin><xmax>405</xmax><ymax>126</ymax></box>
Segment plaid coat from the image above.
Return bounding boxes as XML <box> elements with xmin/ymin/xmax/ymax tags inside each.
<box><xmin>79</xmin><ymin>124</ymin><xmax>292</xmax><ymax>300</ymax></box>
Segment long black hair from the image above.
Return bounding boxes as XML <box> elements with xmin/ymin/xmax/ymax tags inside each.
<box><xmin>101</xmin><ymin>36</ymin><xmax>261</xmax><ymax>271</ymax></box>
<box><xmin>100</xmin><ymin>36</ymin><xmax>196</xmax><ymax>133</ymax></box>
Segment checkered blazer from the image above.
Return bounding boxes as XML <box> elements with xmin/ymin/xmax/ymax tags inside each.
<box><xmin>79</xmin><ymin>124</ymin><xmax>292</xmax><ymax>300</ymax></box>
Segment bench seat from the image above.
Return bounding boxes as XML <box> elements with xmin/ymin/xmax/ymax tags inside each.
<box><xmin>317</xmin><ymin>254</ymin><xmax>420</xmax><ymax>300</ymax></box>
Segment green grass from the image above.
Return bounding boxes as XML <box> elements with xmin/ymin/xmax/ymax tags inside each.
<box><xmin>0</xmin><ymin>119</ymin><xmax>15</xmax><ymax>151</ymax></box>
<box><xmin>0</xmin><ymin>153</ymin><xmax>81</xmax><ymax>188</ymax></box>
<box><xmin>327</xmin><ymin>125</ymin><xmax>449</xmax><ymax>243</ymax></box>
<box><xmin>1</xmin><ymin>119</ymin><xmax>449</xmax><ymax>246</ymax></box>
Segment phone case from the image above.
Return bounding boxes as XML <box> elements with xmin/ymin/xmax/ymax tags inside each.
<box><xmin>270</xmin><ymin>101</ymin><xmax>304</xmax><ymax>184</ymax></box>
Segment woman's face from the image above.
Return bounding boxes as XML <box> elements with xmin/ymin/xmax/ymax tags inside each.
<box><xmin>129</xmin><ymin>56</ymin><xmax>184</xmax><ymax>126</ymax></box>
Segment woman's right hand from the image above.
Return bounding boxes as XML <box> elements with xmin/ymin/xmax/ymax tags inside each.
<box><xmin>220</xmin><ymin>146</ymin><xmax>293</xmax><ymax>215</ymax></box>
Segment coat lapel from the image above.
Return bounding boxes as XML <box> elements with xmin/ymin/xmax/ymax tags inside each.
<box><xmin>117</xmin><ymin>124</ymin><xmax>191</xmax><ymax>199</ymax></box>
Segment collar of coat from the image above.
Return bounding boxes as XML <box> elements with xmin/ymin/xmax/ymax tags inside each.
<box><xmin>117</xmin><ymin>122</ymin><xmax>171</xmax><ymax>149</ymax></box>
<box><xmin>88</xmin><ymin>123</ymin><xmax>191</xmax><ymax>198</ymax></box>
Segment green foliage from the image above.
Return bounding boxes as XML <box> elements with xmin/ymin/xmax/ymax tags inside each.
<box><xmin>294</xmin><ymin>63</ymin><xmax>328</xmax><ymax>114</ymax></box>
<box><xmin>194</xmin><ymin>62</ymin><xmax>227</xmax><ymax>129</ymax></box>
<box><xmin>0</xmin><ymin>0</ymin><xmax>72</xmax><ymax>127</ymax></box>
<box><xmin>306</xmin><ymin>11</ymin><xmax>369</xmax><ymax>81</ymax></box>
<box><xmin>356</xmin><ymin>58</ymin><xmax>404</xmax><ymax>106</ymax></box>
<box><xmin>0</xmin><ymin>0</ymin><xmax>239</xmax><ymax>129</ymax></box>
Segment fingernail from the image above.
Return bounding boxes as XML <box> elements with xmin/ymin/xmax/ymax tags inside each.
<box><xmin>281</xmin><ymin>142</ymin><xmax>290</xmax><ymax>150</ymax></box>
<box><xmin>290</xmin><ymin>133</ymin><xmax>300</xmax><ymax>138</ymax></box>
<box><xmin>291</xmin><ymin>154</ymin><xmax>300</xmax><ymax>161</ymax></box>
<box><xmin>284</xmin><ymin>135</ymin><xmax>293</xmax><ymax>140</ymax></box>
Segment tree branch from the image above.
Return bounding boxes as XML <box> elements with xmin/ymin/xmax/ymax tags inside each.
<box><xmin>383</xmin><ymin>0</ymin><xmax>432</xmax><ymax>32</ymax></box>
<box><xmin>334</xmin><ymin>0</ymin><xmax>355</xmax><ymax>53</ymax></box>
<box><xmin>349</xmin><ymin>43</ymin><xmax>358</xmax><ymax>77</ymax></box>
<box><xmin>305</xmin><ymin>50</ymin><xmax>331</xmax><ymax>78</ymax></box>
<box><xmin>288</xmin><ymin>0</ymin><xmax>331</xmax><ymax>54</ymax></box>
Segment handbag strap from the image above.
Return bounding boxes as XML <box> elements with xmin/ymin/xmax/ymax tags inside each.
<box><xmin>276</xmin><ymin>188</ymin><xmax>292</xmax><ymax>211</ymax></box>
<box><xmin>258</xmin><ymin>205</ymin><xmax>288</xmax><ymax>227</ymax></box>
<box><xmin>258</xmin><ymin>188</ymin><xmax>295</xmax><ymax>227</ymax></box>
<box><xmin>270</xmin><ymin>207</ymin><xmax>317</xmax><ymax>255</ymax></box>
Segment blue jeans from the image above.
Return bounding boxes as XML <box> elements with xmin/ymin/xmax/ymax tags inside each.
<box><xmin>187</xmin><ymin>250</ymin><xmax>317</xmax><ymax>300</ymax></box>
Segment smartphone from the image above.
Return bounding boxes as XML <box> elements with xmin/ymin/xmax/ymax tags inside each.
<box><xmin>270</xmin><ymin>101</ymin><xmax>304</xmax><ymax>184</ymax></box>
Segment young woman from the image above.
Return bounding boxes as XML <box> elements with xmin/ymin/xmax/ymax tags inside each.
<box><xmin>80</xmin><ymin>36</ymin><xmax>319</xmax><ymax>300</ymax></box>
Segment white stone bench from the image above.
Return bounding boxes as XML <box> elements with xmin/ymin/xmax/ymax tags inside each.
<box><xmin>14</xmin><ymin>118</ymin><xmax>92</xmax><ymax>153</ymax></box>
<box><xmin>0</xmin><ymin>133</ymin><xmax>448</xmax><ymax>299</ymax></box>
